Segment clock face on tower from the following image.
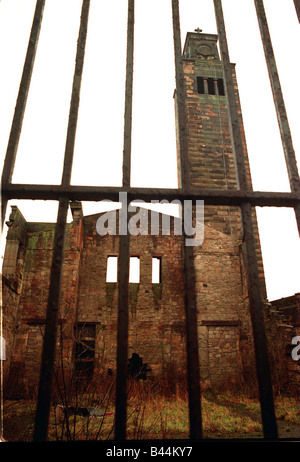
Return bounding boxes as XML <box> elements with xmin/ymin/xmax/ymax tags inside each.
<box><xmin>196</xmin><ymin>44</ymin><xmax>215</xmax><ymax>60</ymax></box>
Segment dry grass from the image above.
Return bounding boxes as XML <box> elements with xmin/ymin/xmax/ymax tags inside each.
<box><xmin>3</xmin><ymin>387</ymin><xmax>300</xmax><ymax>441</ymax></box>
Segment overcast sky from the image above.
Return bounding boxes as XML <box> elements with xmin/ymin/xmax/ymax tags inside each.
<box><xmin>0</xmin><ymin>0</ymin><xmax>299</xmax><ymax>301</ymax></box>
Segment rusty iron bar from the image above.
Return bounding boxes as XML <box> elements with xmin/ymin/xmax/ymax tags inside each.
<box><xmin>294</xmin><ymin>0</ymin><xmax>300</xmax><ymax>22</ymax></box>
<box><xmin>32</xmin><ymin>197</ymin><xmax>69</xmax><ymax>441</ymax></box>
<box><xmin>213</xmin><ymin>0</ymin><xmax>278</xmax><ymax>439</ymax></box>
<box><xmin>115</xmin><ymin>231</ymin><xmax>130</xmax><ymax>440</ymax></box>
<box><xmin>172</xmin><ymin>0</ymin><xmax>202</xmax><ymax>439</ymax></box>
<box><xmin>182</xmin><ymin>240</ymin><xmax>203</xmax><ymax>440</ymax></box>
<box><xmin>172</xmin><ymin>0</ymin><xmax>190</xmax><ymax>191</ymax></box>
<box><xmin>122</xmin><ymin>0</ymin><xmax>135</xmax><ymax>187</ymax></box>
<box><xmin>33</xmin><ymin>0</ymin><xmax>90</xmax><ymax>441</ymax></box>
<box><xmin>2</xmin><ymin>183</ymin><xmax>299</xmax><ymax>208</ymax></box>
<box><xmin>254</xmin><ymin>0</ymin><xmax>300</xmax><ymax>235</ymax></box>
<box><xmin>0</xmin><ymin>0</ymin><xmax>46</xmax><ymax>441</ymax></box>
<box><xmin>1</xmin><ymin>0</ymin><xmax>46</xmax><ymax>228</ymax></box>
<box><xmin>115</xmin><ymin>0</ymin><xmax>134</xmax><ymax>441</ymax></box>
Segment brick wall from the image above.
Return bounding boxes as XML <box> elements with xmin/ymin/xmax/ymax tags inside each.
<box><xmin>3</xmin><ymin>32</ymin><xmax>296</xmax><ymax>397</ymax></box>
<box><xmin>76</xmin><ymin>211</ymin><xmax>187</xmax><ymax>388</ymax></box>
<box><xmin>1</xmin><ymin>277</ymin><xmax>20</xmax><ymax>385</ymax></box>
<box><xmin>180</xmin><ymin>32</ymin><xmax>266</xmax><ymax>299</ymax></box>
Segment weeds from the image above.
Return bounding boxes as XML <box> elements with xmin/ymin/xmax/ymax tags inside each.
<box><xmin>3</xmin><ymin>377</ymin><xmax>300</xmax><ymax>441</ymax></box>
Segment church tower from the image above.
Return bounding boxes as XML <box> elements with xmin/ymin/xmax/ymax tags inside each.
<box><xmin>177</xmin><ymin>32</ymin><xmax>267</xmax><ymax>385</ymax></box>
<box><xmin>180</xmin><ymin>31</ymin><xmax>251</xmax><ymax>236</ymax></box>
<box><xmin>179</xmin><ymin>31</ymin><xmax>266</xmax><ymax>289</ymax></box>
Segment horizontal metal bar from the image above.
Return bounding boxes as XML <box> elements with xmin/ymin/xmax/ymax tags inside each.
<box><xmin>2</xmin><ymin>184</ymin><xmax>299</xmax><ymax>207</ymax></box>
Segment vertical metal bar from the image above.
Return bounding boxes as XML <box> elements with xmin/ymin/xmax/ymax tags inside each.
<box><xmin>0</xmin><ymin>0</ymin><xmax>45</xmax><ymax>441</ymax></box>
<box><xmin>172</xmin><ymin>0</ymin><xmax>202</xmax><ymax>440</ymax></box>
<box><xmin>213</xmin><ymin>0</ymin><xmax>278</xmax><ymax>439</ymax></box>
<box><xmin>33</xmin><ymin>197</ymin><xmax>69</xmax><ymax>441</ymax></box>
<box><xmin>182</xmin><ymin>242</ymin><xmax>203</xmax><ymax>439</ymax></box>
<box><xmin>115</xmin><ymin>232</ymin><xmax>130</xmax><ymax>440</ymax></box>
<box><xmin>294</xmin><ymin>0</ymin><xmax>300</xmax><ymax>22</ymax></box>
<box><xmin>254</xmin><ymin>0</ymin><xmax>300</xmax><ymax>234</ymax></box>
<box><xmin>172</xmin><ymin>0</ymin><xmax>190</xmax><ymax>191</ymax></box>
<box><xmin>1</xmin><ymin>0</ymin><xmax>46</xmax><ymax>228</ymax></box>
<box><xmin>33</xmin><ymin>0</ymin><xmax>90</xmax><ymax>441</ymax></box>
<box><xmin>122</xmin><ymin>0</ymin><xmax>135</xmax><ymax>188</ymax></box>
<box><xmin>115</xmin><ymin>0</ymin><xmax>134</xmax><ymax>441</ymax></box>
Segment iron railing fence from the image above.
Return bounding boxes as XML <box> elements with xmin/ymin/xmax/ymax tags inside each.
<box><xmin>1</xmin><ymin>0</ymin><xmax>299</xmax><ymax>442</ymax></box>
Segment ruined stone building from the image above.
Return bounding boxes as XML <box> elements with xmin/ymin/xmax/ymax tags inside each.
<box><xmin>2</xmin><ymin>32</ymin><xmax>299</xmax><ymax>398</ymax></box>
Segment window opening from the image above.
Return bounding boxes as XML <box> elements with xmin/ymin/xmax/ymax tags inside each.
<box><xmin>129</xmin><ymin>256</ymin><xmax>140</xmax><ymax>283</ymax></box>
<box><xmin>197</xmin><ymin>76</ymin><xmax>205</xmax><ymax>94</ymax></box>
<box><xmin>74</xmin><ymin>323</ymin><xmax>96</xmax><ymax>383</ymax></box>
<box><xmin>217</xmin><ymin>78</ymin><xmax>225</xmax><ymax>96</ymax></box>
<box><xmin>106</xmin><ymin>256</ymin><xmax>118</xmax><ymax>282</ymax></box>
<box><xmin>152</xmin><ymin>257</ymin><xmax>162</xmax><ymax>283</ymax></box>
<box><xmin>207</xmin><ymin>77</ymin><xmax>216</xmax><ymax>95</ymax></box>
<box><xmin>0</xmin><ymin>336</ymin><xmax>6</xmax><ymax>360</ymax></box>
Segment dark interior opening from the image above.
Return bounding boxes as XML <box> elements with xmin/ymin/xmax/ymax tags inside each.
<box><xmin>197</xmin><ymin>76</ymin><xmax>205</xmax><ymax>94</ymax></box>
<box><xmin>128</xmin><ymin>353</ymin><xmax>151</xmax><ymax>380</ymax></box>
<box><xmin>218</xmin><ymin>78</ymin><xmax>225</xmax><ymax>96</ymax></box>
<box><xmin>207</xmin><ymin>77</ymin><xmax>215</xmax><ymax>95</ymax></box>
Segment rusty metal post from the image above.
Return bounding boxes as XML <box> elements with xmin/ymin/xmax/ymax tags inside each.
<box><xmin>0</xmin><ymin>0</ymin><xmax>45</xmax><ymax>441</ymax></box>
<box><xmin>172</xmin><ymin>0</ymin><xmax>190</xmax><ymax>191</ymax></box>
<box><xmin>122</xmin><ymin>0</ymin><xmax>135</xmax><ymax>188</ymax></box>
<box><xmin>33</xmin><ymin>197</ymin><xmax>69</xmax><ymax>441</ymax></box>
<box><xmin>254</xmin><ymin>0</ymin><xmax>300</xmax><ymax>235</ymax></box>
<box><xmin>2</xmin><ymin>183</ymin><xmax>299</xmax><ymax>208</ymax></box>
<box><xmin>294</xmin><ymin>0</ymin><xmax>300</xmax><ymax>22</ymax></box>
<box><xmin>115</xmin><ymin>231</ymin><xmax>130</xmax><ymax>440</ymax></box>
<box><xmin>114</xmin><ymin>0</ymin><xmax>134</xmax><ymax>441</ymax></box>
<box><xmin>33</xmin><ymin>0</ymin><xmax>90</xmax><ymax>441</ymax></box>
<box><xmin>213</xmin><ymin>0</ymin><xmax>278</xmax><ymax>439</ymax></box>
<box><xmin>172</xmin><ymin>0</ymin><xmax>203</xmax><ymax>439</ymax></box>
<box><xmin>1</xmin><ymin>0</ymin><xmax>46</xmax><ymax>228</ymax></box>
<box><xmin>182</xmin><ymin>241</ymin><xmax>203</xmax><ymax>440</ymax></box>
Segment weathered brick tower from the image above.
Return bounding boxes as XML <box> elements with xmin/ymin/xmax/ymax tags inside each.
<box><xmin>4</xmin><ymin>31</ymin><xmax>296</xmax><ymax>398</ymax></box>
<box><xmin>179</xmin><ymin>31</ymin><xmax>266</xmax><ymax>385</ymax></box>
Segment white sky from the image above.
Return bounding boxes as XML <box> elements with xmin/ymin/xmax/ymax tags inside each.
<box><xmin>0</xmin><ymin>0</ymin><xmax>299</xmax><ymax>301</ymax></box>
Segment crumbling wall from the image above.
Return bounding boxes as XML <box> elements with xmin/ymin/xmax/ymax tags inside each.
<box><xmin>76</xmin><ymin>210</ymin><xmax>187</xmax><ymax>390</ymax></box>
<box><xmin>3</xmin><ymin>203</ymin><xmax>84</xmax><ymax>398</ymax></box>
<box><xmin>1</xmin><ymin>276</ymin><xmax>20</xmax><ymax>385</ymax></box>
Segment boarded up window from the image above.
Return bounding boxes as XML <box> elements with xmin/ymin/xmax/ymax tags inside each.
<box><xmin>74</xmin><ymin>323</ymin><xmax>96</xmax><ymax>382</ymax></box>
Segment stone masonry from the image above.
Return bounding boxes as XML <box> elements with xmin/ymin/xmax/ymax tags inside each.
<box><xmin>2</xmin><ymin>32</ymin><xmax>299</xmax><ymax>397</ymax></box>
